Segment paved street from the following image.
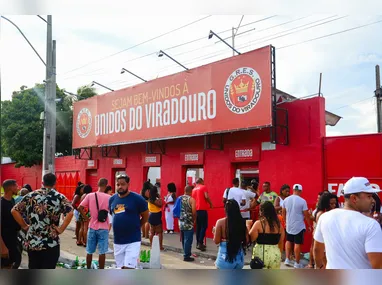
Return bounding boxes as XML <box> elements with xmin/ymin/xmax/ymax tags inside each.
<box><xmin>17</xmin><ymin>220</ymin><xmax>301</xmax><ymax>269</ymax></box>
<box><xmin>53</xmin><ymin>221</ymin><xmax>296</xmax><ymax>269</ymax></box>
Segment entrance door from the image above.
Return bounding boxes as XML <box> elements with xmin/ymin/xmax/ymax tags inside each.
<box><xmin>86</xmin><ymin>170</ymin><xmax>98</xmax><ymax>192</ymax></box>
<box><xmin>147</xmin><ymin>167</ymin><xmax>161</xmax><ymax>193</ymax></box>
<box><xmin>186</xmin><ymin>167</ymin><xmax>204</xmax><ymax>186</ymax></box>
<box><xmin>235</xmin><ymin>163</ymin><xmax>259</xmax><ymax>188</ymax></box>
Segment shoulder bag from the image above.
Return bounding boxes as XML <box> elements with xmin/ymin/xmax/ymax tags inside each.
<box><xmin>95</xmin><ymin>193</ymin><xmax>109</xmax><ymax>223</ymax></box>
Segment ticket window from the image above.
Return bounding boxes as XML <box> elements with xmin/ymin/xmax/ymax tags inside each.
<box><xmin>147</xmin><ymin>167</ymin><xmax>161</xmax><ymax>194</ymax></box>
<box><xmin>235</xmin><ymin>168</ymin><xmax>259</xmax><ymax>189</ymax></box>
<box><xmin>186</xmin><ymin>167</ymin><xmax>204</xmax><ymax>186</ymax></box>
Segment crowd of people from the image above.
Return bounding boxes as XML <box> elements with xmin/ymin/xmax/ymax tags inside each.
<box><xmin>1</xmin><ymin>174</ymin><xmax>381</xmax><ymax>270</ymax></box>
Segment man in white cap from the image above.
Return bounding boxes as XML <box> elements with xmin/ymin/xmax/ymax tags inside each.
<box><xmin>314</xmin><ymin>177</ymin><xmax>382</xmax><ymax>269</ymax></box>
<box><xmin>282</xmin><ymin>184</ymin><xmax>312</xmax><ymax>269</ymax></box>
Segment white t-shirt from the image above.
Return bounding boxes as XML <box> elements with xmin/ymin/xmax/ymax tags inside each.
<box><xmin>279</xmin><ymin>196</ymin><xmax>285</xmax><ymax>208</ymax></box>
<box><xmin>282</xmin><ymin>194</ymin><xmax>308</xmax><ymax>235</ymax></box>
<box><xmin>314</xmin><ymin>209</ymin><xmax>382</xmax><ymax>269</ymax></box>
<box><xmin>241</xmin><ymin>190</ymin><xmax>257</xmax><ymax>218</ymax></box>
<box><xmin>223</xmin><ymin>187</ymin><xmax>245</xmax><ymax>208</ymax></box>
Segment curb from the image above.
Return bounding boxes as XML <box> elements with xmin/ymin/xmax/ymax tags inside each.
<box><xmin>66</xmin><ymin>226</ymin><xmax>244</xmax><ymax>264</ymax></box>
<box><xmin>65</xmin><ymin>226</ymin><xmax>307</xmax><ymax>267</ymax></box>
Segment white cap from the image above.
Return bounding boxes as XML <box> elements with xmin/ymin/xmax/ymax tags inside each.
<box><xmin>293</xmin><ymin>184</ymin><xmax>303</xmax><ymax>191</ymax></box>
<box><xmin>343</xmin><ymin>177</ymin><xmax>381</xmax><ymax>195</ymax></box>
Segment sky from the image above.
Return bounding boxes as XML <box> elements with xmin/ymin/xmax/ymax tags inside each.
<box><xmin>1</xmin><ymin>13</ymin><xmax>382</xmax><ymax>137</ymax></box>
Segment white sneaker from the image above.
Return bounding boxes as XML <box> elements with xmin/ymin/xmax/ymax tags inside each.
<box><xmin>106</xmin><ymin>248</ymin><xmax>114</xmax><ymax>254</ymax></box>
<box><xmin>294</xmin><ymin>262</ymin><xmax>304</xmax><ymax>269</ymax></box>
<box><xmin>284</xmin><ymin>258</ymin><xmax>294</xmax><ymax>267</ymax></box>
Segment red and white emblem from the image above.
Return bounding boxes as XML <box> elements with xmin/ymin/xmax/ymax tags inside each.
<box><xmin>76</xmin><ymin>108</ymin><xmax>92</xmax><ymax>138</ymax></box>
<box><xmin>224</xmin><ymin>67</ymin><xmax>262</xmax><ymax>114</ymax></box>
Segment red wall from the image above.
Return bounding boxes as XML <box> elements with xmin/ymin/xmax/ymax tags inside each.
<box><xmin>1</xmin><ymin>96</ymin><xmax>327</xmax><ymax>253</ymax></box>
<box><xmin>324</xmin><ymin>134</ymin><xmax>382</xmax><ymax>204</ymax></box>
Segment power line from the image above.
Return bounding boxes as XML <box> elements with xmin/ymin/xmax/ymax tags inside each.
<box><xmin>278</xmin><ymin>18</ymin><xmax>382</xmax><ymax>50</ymax></box>
<box><xmin>331</xmin><ymin>97</ymin><xmax>374</xmax><ymax>111</ymax></box>
<box><xmin>239</xmin><ymin>15</ymin><xmax>346</xmax><ymax>50</ymax></box>
<box><xmin>60</xmin><ymin>16</ymin><xmax>278</xmax><ymax>82</ymax></box>
<box><xmin>59</xmin><ymin>15</ymin><xmax>212</xmax><ymax>76</ymax></box>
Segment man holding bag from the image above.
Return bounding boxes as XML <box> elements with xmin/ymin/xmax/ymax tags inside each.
<box><xmin>79</xmin><ymin>178</ymin><xmax>110</xmax><ymax>269</ymax></box>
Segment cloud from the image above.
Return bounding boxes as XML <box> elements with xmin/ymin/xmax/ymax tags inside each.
<box><xmin>1</xmin><ymin>14</ymin><xmax>382</xmax><ymax>138</ymax></box>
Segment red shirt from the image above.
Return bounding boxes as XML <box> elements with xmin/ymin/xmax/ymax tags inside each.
<box><xmin>192</xmin><ymin>184</ymin><xmax>209</xmax><ymax>211</ymax></box>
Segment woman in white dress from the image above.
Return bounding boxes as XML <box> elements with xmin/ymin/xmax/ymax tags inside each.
<box><xmin>164</xmin><ymin>183</ymin><xmax>177</xmax><ymax>234</ymax></box>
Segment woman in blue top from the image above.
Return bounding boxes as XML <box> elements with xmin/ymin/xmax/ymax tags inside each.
<box><xmin>213</xmin><ymin>199</ymin><xmax>249</xmax><ymax>269</ymax></box>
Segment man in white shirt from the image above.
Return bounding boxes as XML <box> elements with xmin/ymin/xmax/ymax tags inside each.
<box><xmin>239</xmin><ymin>181</ymin><xmax>257</xmax><ymax>220</ymax></box>
<box><xmin>282</xmin><ymin>184</ymin><xmax>312</xmax><ymax>269</ymax></box>
<box><xmin>314</xmin><ymin>177</ymin><xmax>382</xmax><ymax>269</ymax></box>
<box><xmin>222</xmin><ymin>178</ymin><xmax>246</xmax><ymax>208</ymax></box>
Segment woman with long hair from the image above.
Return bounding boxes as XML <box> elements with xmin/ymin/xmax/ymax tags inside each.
<box><xmin>164</xmin><ymin>183</ymin><xmax>177</xmax><ymax>234</ymax></box>
<box><xmin>148</xmin><ymin>186</ymin><xmax>164</xmax><ymax>250</ymax></box>
<box><xmin>311</xmin><ymin>192</ymin><xmax>338</xmax><ymax>269</ymax></box>
<box><xmin>72</xmin><ymin>182</ymin><xmax>84</xmax><ymax>246</ymax></box>
<box><xmin>274</xmin><ymin>184</ymin><xmax>290</xmax><ymax>214</ymax></box>
<box><xmin>315</xmin><ymin>192</ymin><xmax>338</xmax><ymax>222</ymax></box>
<box><xmin>78</xmin><ymin>184</ymin><xmax>92</xmax><ymax>247</ymax></box>
<box><xmin>213</xmin><ymin>199</ymin><xmax>249</xmax><ymax>269</ymax></box>
<box><xmin>371</xmin><ymin>193</ymin><xmax>382</xmax><ymax>227</ymax></box>
<box><xmin>247</xmin><ymin>201</ymin><xmax>285</xmax><ymax>269</ymax></box>
<box><xmin>141</xmin><ymin>181</ymin><xmax>152</xmax><ymax>239</ymax></box>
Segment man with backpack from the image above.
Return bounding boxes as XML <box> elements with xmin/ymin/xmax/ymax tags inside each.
<box><xmin>173</xmin><ymin>186</ymin><xmax>196</xmax><ymax>262</ymax></box>
<box><xmin>79</xmin><ymin>178</ymin><xmax>110</xmax><ymax>269</ymax></box>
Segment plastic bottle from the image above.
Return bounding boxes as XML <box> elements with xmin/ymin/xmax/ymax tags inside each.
<box><xmin>142</xmin><ymin>250</ymin><xmax>147</xmax><ymax>263</ymax></box>
<box><xmin>75</xmin><ymin>256</ymin><xmax>79</xmax><ymax>267</ymax></box>
<box><xmin>147</xmin><ymin>250</ymin><xmax>151</xmax><ymax>263</ymax></box>
<box><xmin>139</xmin><ymin>250</ymin><xmax>144</xmax><ymax>262</ymax></box>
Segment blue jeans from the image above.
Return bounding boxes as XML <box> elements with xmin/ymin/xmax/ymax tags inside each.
<box><xmin>87</xmin><ymin>228</ymin><xmax>109</xmax><ymax>255</ymax></box>
<box><xmin>215</xmin><ymin>242</ymin><xmax>244</xmax><ymax>269</ymax></box>
<box><xmin>181</xmin><ymin>230</ymin><xmax>194</xmax><ymax>258</ymax></box>
<box><xmin>196</xmin><ymin>210</ymin><xmax>208</xmax><ymax>244</ymax></box>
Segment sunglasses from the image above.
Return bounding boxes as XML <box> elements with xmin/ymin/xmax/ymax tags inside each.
<box><xmin>116</xmin><ymin>174</ymin><xmax>129</xmax><ymax>179</ymax></box>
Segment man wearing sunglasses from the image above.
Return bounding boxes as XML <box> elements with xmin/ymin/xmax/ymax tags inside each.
<box><xmin>109</xmin><ymin>175</ymin><xmax>149</xmax><ymax>269</ymax></box>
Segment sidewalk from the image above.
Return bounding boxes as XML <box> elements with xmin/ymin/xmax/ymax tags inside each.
<box><xmin>66</xmin><ymin>220</ymin><xmax>223</xmax><ymax>261</ymax></box>
<box><xmin>65</xmin><ymin>220</ymin><xmax>308</xmax><ymax>267</ymax></box>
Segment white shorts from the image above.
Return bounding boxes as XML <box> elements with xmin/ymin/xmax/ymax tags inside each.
<box><xmin>114</xmin><ymin>242</ymin><xmax>141</xmax><ymax>269</ymax></box>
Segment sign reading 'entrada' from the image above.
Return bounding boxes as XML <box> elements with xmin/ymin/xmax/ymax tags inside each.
<box><xmin>73</xmin><ymin>46</ymin><xmax>272</xmax><ymax>148</ymax></box>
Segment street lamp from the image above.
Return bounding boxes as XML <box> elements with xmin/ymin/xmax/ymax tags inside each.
<box><xmin>120</xmin><ymin>68</ymin><xmax>147</xmax><ymax>82</ymax></box>
<box><xmin>90</xmin><ymin>81</ymin><xmax>114</xmax><ymax>92</ymax></box>
<box><xmin>208</xmin><ymin>30</ymin><xmax>241</xmax><ymax>55</ymax></box>
<box><xmin>158</xmin><ymin>50</ymin><xmax>189</xmax><ymax>71</ymax></box>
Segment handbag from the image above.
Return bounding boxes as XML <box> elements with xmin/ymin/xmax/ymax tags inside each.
<box><xmin>250</xmin><ymin>221</ymin><xmax>266</xmax><ymax>269</ymax></box>
<box><xmin>95</xmin><ymin>193</ymin><xmax>109</xmax><ymax>223</ymax></box>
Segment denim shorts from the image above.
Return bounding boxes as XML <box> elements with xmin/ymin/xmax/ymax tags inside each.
<box><xmin>215</xmin><ymin>241</ymin><xmax>244</xmax><ymax>269</ymax></box>
<box><xmin>87</xmin><ymin>228</ymin><xmax>109</xmax><ymax>255</ymax></box>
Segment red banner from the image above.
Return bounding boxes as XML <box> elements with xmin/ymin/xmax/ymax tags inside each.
<box><xmin>73</xmin><ymin>46</ymin><xmax>272</xmax><ymax>148</ymax></box>
<box><xmin>180</xmin><ymin>152</ymin><xmax>204</xmax><ymax>165</ymax></box>
<box><xmin>230</xmin><ymin>147</ymin><xmax>260</xmax><ymax>162</ymax></box>
<box><xmin>142</xmin><ymin>154</ymin><xmax>161</xmax><ymax>167</ymax></box>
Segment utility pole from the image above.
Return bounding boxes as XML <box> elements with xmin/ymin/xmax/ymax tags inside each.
<box><xmin>42</xmin><ymin>15</ymin><xmax>55</xmax><ymax>177</ymax></box>
<box><xmin>232</xmin><ymin>15</ymin><xmax>244</xmax><ymax>56</ymax></box>
<box><xmin>375</xmin><ymin>65</ymin><xmax>382</xmax><ymax>133</ymax></box>
<box><xmin>232</xmin><ymin>27</ymin><xmax>235</xmax><ymax>56</ymax></box>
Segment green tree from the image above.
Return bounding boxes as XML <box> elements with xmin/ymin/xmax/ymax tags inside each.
<box><xmin>76</xmin><ymin>85</ymin><xmax>97</xmax><ymax>101</ymax></box>
<box><xmin>1</xmin><ymin>83</ymin><xmax>97</xmax><ymax>167</ymax></box>
<box><xmin>1</xmin><ymin>86</ymin><xmax>45</xmax><ymax>167</ymax></box>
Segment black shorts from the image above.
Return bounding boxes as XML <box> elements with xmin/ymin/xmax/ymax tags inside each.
<box><xmin>286</xmin><ymin>229</ymin><xmax>305</xmax><ymax>245</ymax></box>
<box><xmin>148</xmin><ymin>211</ymin><xmax>162</xmax><ymax>226</ymax></box>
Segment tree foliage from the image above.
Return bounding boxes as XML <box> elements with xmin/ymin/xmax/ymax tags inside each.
<box><xmin>1</xmin><ymin>83</ymin><xmax>97</xmax><ymax>167</ymax></box>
